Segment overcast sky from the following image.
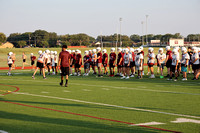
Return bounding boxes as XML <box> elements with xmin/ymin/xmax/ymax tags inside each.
<box><xmin>0</xmin><ymin>0</ymin><xmax>200</xmax><ymax>38</ymax></box>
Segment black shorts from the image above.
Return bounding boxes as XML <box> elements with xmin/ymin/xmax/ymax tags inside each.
<box><xmin>124</xmin><ymin>64</ymin><xmax>130</xmax><ymax>68</ymax></box>
<box><xmin>8</xmin><ymin>64</ymin><xmax>12</xmax><ymax>67</ymax></box>
<box><xmin>170</xmin><ymin>65</ymin><xmax>176</xmax><ymax>73</ymax></box>
<box><xmin>55</xmin><ymin>63</ymin><xmax>57</xmax><ymax>67</ymax></box>
<box><xmin>91</xmin><ymin>62</ymin><xmax>96</xmax><ymax>67</ymax></box>
<box><xmin>192</xmin><ymin>64</ymin><xmax>200</xmax><ymax>70</ymax></box>
<box><xmin>47</xmin><ymin>63</ymin><xmax>51</xmax><ymax>66</ymax></box>
<box><xmin>84</xmin><ymin>63</ymin><xmax>90</xmax><ymax>69</ymax></box>
<box><xmin>117</xmin><ymin>65</ymin><xmax>122</xmax><ymax>68</ymax></box>
<box><xmin>130</xmin><ymin>61</ymin><xmax>135</xmax><ymax>67</ymax></box>
<box><xmin>109</xmin><ymin>63</ymin><xmax>115</xmax><ymax>68</ymax></box>
<box><xmin>31</xmin><ymin>61</ymin><xmax>35</xmax><ymax>65</ymax></box>
<box><xmin>166</xmin><ymin>60</ymin><xmax>172</xmax><ymax>68</ymax></box>
<box><xmin>23</xmin><ymin>59</ymin><xmax>26</xmax><ymax>63</ymax></box>
<box><xmin>148</xmin><ymin>63</ymin><xmax>154</xmax><ymax>68</ymax></box>
<box><xmin>75</xmin><ymin>63</ymin><xmax>81</xmax><ymax>68</ymax></box>
<box><xmin>61</xmin><ymin>67</ymin><xmax>69</xmax><ymax>76</ymax></box>
<box><xmin>37</xmin><ymin>62</ymin><xmax>44</xmax><ymax>68</ymax></box>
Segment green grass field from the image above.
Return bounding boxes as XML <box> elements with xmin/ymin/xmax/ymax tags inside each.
<box><xmin>0</xmin><ymin>66</ymin><xmax>200</xmax><ymax>133</ymax></box>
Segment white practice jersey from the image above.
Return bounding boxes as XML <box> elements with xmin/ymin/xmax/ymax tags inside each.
<box><xmin>148</xmin><ymin>53</ymin><xmax>155</xmax><ymax>64</ymax></box>
<box><xmin>177</xmin><ymin>52</ymin><xmax>180</xmax><ymax>63</ymax></box>
<box><xmin>172</xmin><ymin>54</ymin><xmax>179</xmax><ymax>66</ymax></box>
<box><xmin>37</xmin><ymin>53</ymin><xmax>48</xmax><ymax>63</ymax></box>
<box><xmin>51</xmin><ymin>55</ymin><xmax>55</xmax><ymax>64</ymax></box>
<box><xmin>7</xmin><ymin>56</ymin><xmax>13</xmax><ymax>64</ymax></box>
<box><xmin>54</xmin><ymin>55</ymin><xmax>58</xmax><ymax>63</ymax></box>
<box><xmin>192</xmin><ymin>53</ymin><xmax>199</xmax><ymax>65</ymax></box>
<box><xmin>135</xmin><ymin>53</ymin><xmax>143</xmax><ymax>66</ymax></box>
<box><xmin>181</xmin><ymin>53</ymin><xmax>190</xmax><ymax>65</ymax></box>
<box><xmin>157</xmin><ymin>53</ymin><xmax>166</xmax><ymax>64</ymax></box>
<box><xmin>92</xmin><ymin>53</ymin><xmax>97</xmax><ymax>62</ymax></box>
<box><xmin>124</xmin><ymin>53</ymin><xmax>132</xmax><ymax>64</ymax></box>
<box><xmin>47</xmin><ymin>54</ymin><xmax>51</xmax><ymax>64</ymax></box>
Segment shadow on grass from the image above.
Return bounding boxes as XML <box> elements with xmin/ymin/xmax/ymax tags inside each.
<box><xmin>0</xmin><ymin>110</ymin><xmax>160</xmax><ymax>133</ymax></box>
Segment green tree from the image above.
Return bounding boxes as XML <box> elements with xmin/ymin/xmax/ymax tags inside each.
<box><xmin>0</xmin><ymin>32</ymin><xmax>6</xmax><ymax>43</ymax></box>
<box><xmin>17</xmin><ymin>41</ymin><xmax>26</xmax><ymax>48</ymax></box>
<box><xmin>39</xmin><ymin>41</ymin><xmax>49</xmax><ymax>48</ymax></box>
<box><xmin>130</xmin><ymin>34</ymin><xmax>141</xmax><ymax>43</ymax></box>
<box><xmin>32</xmin><ymin>30</ymin><xmax>49</xmax><ymax>47</ymax></box>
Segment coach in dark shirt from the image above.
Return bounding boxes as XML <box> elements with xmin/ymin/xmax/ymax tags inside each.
<box><xmin>58</xmin><ymin>45</ymin><xmax>70</xmax><ymax>87</ymax></box>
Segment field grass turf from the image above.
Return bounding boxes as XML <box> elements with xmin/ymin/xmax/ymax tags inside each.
<box><xmin>0</xmin><ymin>68</ymin><xmax>200</xmax><ymax>133</ymax></box>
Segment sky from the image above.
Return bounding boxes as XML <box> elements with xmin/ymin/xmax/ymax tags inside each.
<box><xmin>0</xmin><ymin>0</ymin><xmax>200</xmax><ymax>38</ymax></box>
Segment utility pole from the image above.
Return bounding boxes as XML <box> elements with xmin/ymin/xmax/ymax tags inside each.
<box><xmin>100</xmin><ymin>32</ymin><xmax>103</xmax><ymax>50</ymax></box>
<box><xmin>145</xmin><ymin>15</ymin><xmax>149</xmax><ymax>45</ymax></box>
<box><xmin>119</xmin><ymin>17</ymin><xmax>122</xmax><ymax>47</ymax></box>
<box><xmin>141</xmin><ymin>21</ymin><xmax>144</xmax><ymax>45</ymax></box>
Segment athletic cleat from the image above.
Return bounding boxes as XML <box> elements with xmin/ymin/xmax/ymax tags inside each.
<box><xmin>174</xmin><ymin>78</ymin><xmax>178</xmax><ymax>81</ymax></box>
<box><xmin>121</xmin><ymin>76</ymin><xmax>126</xmax><ymax>79</ymax></box>
<box><xmin>149</xmin><ymin>75</ymin><xmax>155</xmax><ymax>79</ymax></box>
<box><xmin>32</xmin><ymin>76</ymin><xmax>35</xmax><ymax>79</ymax></box>
<box><xmin>146</xmin><ymin>72</ymin><xmax>150</xmax><ymax>75</ymax></box>
<box><xmin>65</xmin><ymin>83</ymin><xmax>68</xmax><ymax>87</ymax></box>
<box><xmin>60</xmin><ymin>82</ymin><xmax>64</xmax><ymax>87</ymax></box>
<box><xmin>43</xmin><ymin>77</ymin><xmax>47</xmax><ymax>80</ymax></box>
<box><xmin>130</xmin><ymin>74</ymin><xmax>135</xmax><ymax>78</ymax></box>
<box><xmin>125</xmin><ymin>76</ymin><xmax>130</xmax><ymax>79</ymax></box>
<box><xmin>167</xmin><ymin>78</ymin><xmax>172</xmax><ymax>81</ymax></box>
<box><xmin>182</xmin><ymin>78</ymin><xmax>187</xmax><ymax>81</ymax></box>
<box><xmin>69</xmin><ymin>74</ymin><xmax>73</xmax><ymax>76</ymax></box>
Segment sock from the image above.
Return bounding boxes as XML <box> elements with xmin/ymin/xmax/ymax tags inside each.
<box><xmin>66</xmin><ymin>79</ymin><xmax>68</xmax><ymax>85</ymax></box>
<box><xmin>61</xmin><ymin>80</ymin><xmax>63</xmax><ymax>84</ymax></box>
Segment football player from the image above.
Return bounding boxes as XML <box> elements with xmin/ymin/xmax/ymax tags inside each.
<box><xmin>7</xmin><ymin>52</ymin><xmax>13</xmax><ymax>76</ymax></box>
<box><xmin>121</xmin><ymin>48</ymin><xmax>132</xmax><ymax>79</ymax></box>
<box><xmin>30</xmin><ymin>53</ymin><xmax>36</xmax><ymax>71</ymax></box>
<box><xmin>139</xmin><ymin>46</ymin><xmax>145</xmax><ymax>75</ymax></box>
<box><xmin>22</xmin><ymin>52</ymin><xmax>28</xmax><ymax>69</ymax></box>
<box><xmin>75</xmin><ymin>50</ymin><xmax>82</xmax><ymax>76</ymax></box>
<box><xmin>135</xmin><ymin>48</ymin><xmax>143</xmax><ymax>79</ymax></box>
<box><xmin>116</xmin><ymin>48</ymin><xmax>123</xmax><ymax>76</ymax></box>
<box><xmin>129</xmin><ymin>48</ymin><xmax>135</xmax><ymax>77</ymax></box>
<box><xmin>191</xmin><ymin>47</ymin><xmax>199</xmax><ymax>80</ymax></box>
<box><xmin>96</xmin><ymin>47</ymin><xmax>103</xmax><ymax>77</ymax></box>
<box><xmin>147</xmin><ymin>47</ymin><xmax>155</xmax><ymax>78</ymax></box>
<box><xmin>102</xmin><ymin>49</ymin><xmax>108</xmax><ymax>75</ymax></box>
<box><xmin>109</xmin><ymin>48</ymin><xmax>116</xmax><ymax>77</ymax></box>
<box><xmin>32</xmin><ymin>50</ymin><xmax>47</xmax><ymax>79</ymax></box>
<box><xmin>157</xmin><ymin>48</ymin><xmax>166</xmax><ymax>78</ymax></box>
<box><xmin>11</xmin><ymin>53</ymin><xmax>16</xmax><ymax>69</ymax></box>
<box><xmin>83</xmin><ymin>50</ymin><xmax>90</xmax><ymax>76</ymax></box>
<box><xmin>54</xmin><ymin>51</ymin><xmax>58</xmax><ymax>74</ymax></box>
<box><xmin>167</xmin><ymin>49</ymin><xmax>179</xmax><ymax>81</ymax></box>
<box><xmin>180</xmin><ymin>47</ymin><xmax>190</xmax><ymax>81</ymax></box>
<box><xmin>50</xmin><ymin>51</ymin><xmax>55</xmax><ymax>75</ymax></box>
<box><xmin>92</xmin><ymin>49</ymin><xmax>97</xmax><ymax>75</ymax></box>
<box><xmin>165</xmin><ymin>46</ymin><xmax>172</xmax><ymax>77</ymax></box>
<box><xmin>187</xmin><ymin>47</ymin><xmax>193</xmax><ymax>74</ymax></box>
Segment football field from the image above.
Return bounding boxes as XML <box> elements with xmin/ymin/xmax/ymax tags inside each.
<box><xmin>0</xmin><ymin>68</ymin><xmax>200</xmax><ymax>133</ymax></box>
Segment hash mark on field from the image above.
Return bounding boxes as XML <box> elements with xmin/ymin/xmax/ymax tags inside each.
<box><xmin>0</xmin><ymin>130</ymin><xmax>8</xmax><ymax>133</ymax></box>
<box><xmin>63</xmin><ymin>90</ymin><xmax>71</xmax><ymax>92</ymax></box>
<box><xmin>82</xmin><ymin>89</ymin><xmax>91</xmax><ymax>91</ymax></box>
<box><xmin>41</xmin><ymin>91</ymin><xmax>49</xmax><ymax>94</ymax></box>
<box><xmin>102</xmin><ymin>88</ymin><xmax>110</xmax><ymax>90</ymax></box>
<box><xmin>171</xmin><ymin>118</ymin><xmax>200</xmax><ymax>124</ymax></box>
<box><xmin>130</xmin><ymin>121</ymin><xmax>165</xmax><ymax>126</ymax></box>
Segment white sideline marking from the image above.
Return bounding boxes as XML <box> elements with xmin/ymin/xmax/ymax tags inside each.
<box><xmin>130</xmin><ymin>121</ymin><xmax>165</xmax><ymax>126</ymax></box>
<box><xmin>41</xmin><ymin>91</ymin><xmax>49</xmax><ymax>94</ymax></box>
<box><xmin>82</xmin><ymin>89</ymin><xmax>91</xmax><ymax>91</ymax></box>
<box><xmin>63</xmin><ymin>90</ymin><xmax>70</xmax><ymax>92</ymax></box>
<box><xmin>1</xmin><ymin>78</ymin><xmax>200</xmax><ymax>95</ymax></box>
<box><xmin>102</xmin><ymin>88</ymin><xmax>110</xmax><ymax>90</ymax></box>
<box><xmin>171</xmin><ymin>118</ymin><xmax>200</xmax><ymax>124</ymax></box>
<box><xmin>14</xmin><ymin>92</ymin><xmax>200</xmax><ymax>119</ymax></box>
<box><xmin>0</xmin><ymin>130</ymin><xmax>8</xmax><ymax>133</ymax></box>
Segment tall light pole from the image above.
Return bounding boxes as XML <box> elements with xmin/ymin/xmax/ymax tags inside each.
<box><xmin>116</xmin><ymin>29</ymin><xmax>118</xmax><ymax>53</ymax></box>
<box><xmin>141</xmin><ymin>21</ymin><xmax>144</xmax><ymax>45</ymax></box>
<box><xmin>100</xmin><ymin>31</ymin><xmax>103</xmax><ymax>50</ymax></box>
<box><xmin>145</xmin><ymin>15</ymin><xmax>149</xmax><ymax>45</ymax></box>
<box><xmin>119</xmin><ymin>17</ymin><xmax>122</xmax><ymax>47</ymax></box>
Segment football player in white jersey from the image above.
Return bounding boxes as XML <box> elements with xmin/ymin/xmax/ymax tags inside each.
<box><xmin>32</xmin><ymin>50</ymin><xmax>47</xmax><ymax>79</ymax></box>
<box><xmin>121</xmin><ymin>48</ymin><xmax>132</xmax><ymax>79</ymax></box>
<box><xmin>54</xmin><ymin>51</ymin><xmax>58</xmax><ymax>74</ymax></box>
<box><xmin>7</xmin><ymin>52</ymin><xmax>13</xmax><ymax>76</ymax></box>
<box><xmin>191</xmin><ymin>47</ymin><xmax>200</xmax><ymax>80</ymax></box>
<box><xmin>135</xmin><ymin>48</ymin><xmax>143</xmax><ymax>79</ymax></box>
<box><xmin>181</xmin><ymin>47</ymin><xmax>190</xmax><ymax>81</ymax></box>
<box><xmin>147</xmin><ymin>47</ymin><xmax>155</xmax><ymax>78</ymax></box>
<box><xmin>50</xmin><ymin>51</ymin><xmax>55</xmax><ymax>75</ymax></box>
<box><xmin>45</xmin><ymin>50</ymin><xmax>51</xmax><ymax>75</ymax></box>
<box><xmin>168</xmin><ymin>49</ymin><xmax>179</xmax><ymax>81</ymax></box>
<box><xmin>157</xmin><ymin>48</ymin><xmax>166</xmax><ymax>78</ymax></box>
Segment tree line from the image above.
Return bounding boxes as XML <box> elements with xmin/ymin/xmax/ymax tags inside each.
<box><xmin>0</xmin><ymin>30</ymin><xmax>200</xmax><ymax>48</ymax></box>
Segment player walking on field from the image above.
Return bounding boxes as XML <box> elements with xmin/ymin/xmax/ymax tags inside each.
<box><xmin>96</xmin><ymin>47</ymin><xmax>103</xmax><ymax>77</ymax></box>
<box><xmin>180</xmin><ymin>47</ymin><xmax>190</xmax><ymax>81</ymax></box>
<box><xmin>7</xmin><ymin>52</ymin><xmax>13</xmax><ymax>76</ymax></box>
<box><xmin>109</xmin><ymin>48</ymin><xmax>116</xmax><ymax>77</ymax></box>
<box><xmin>22</xmin><ymin>52</ymin><xmax>28</xmax><ymax>69</ymax></box>
<box><xmin>58</xmin><ymin>45</ymin><xmax>71</xmax><ymax>87</ymax></box>
<box><xmin>157</xmin><ymin>48</ymin><xmax>166</xmax><ymax>78</ymax></box>
<box><xmin>32</xmin><ymin>50</ymin><xmax>47</xmax><ymax>79</ymax></box>
<box><xmin>102</xmin><ymin>49</ymin><xmax>108</xmax><ymax>75</ymax></box>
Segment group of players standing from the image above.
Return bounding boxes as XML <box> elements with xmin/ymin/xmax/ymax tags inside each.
<box><xmin>7</xmin><ymin>45</ymin><xmax>200</xmax><ymax>81</ymax></box>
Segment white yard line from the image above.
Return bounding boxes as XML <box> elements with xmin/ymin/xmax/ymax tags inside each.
<box><xmin>1</xmin><ymin>78</ymin><xmax>200</xmax><ymax>95</ymax></box>
<box><xmin>130</xmin><ymin>121</ymin><xmax>165</xmax><ymax>126</ymax></box>
<box><xmin>0</xmin><ymin>130</ymin><xmax>8</xmax><ymax>133</ymax></box>
<box><xmin>63</xmin><ymin>90</ymin><xmax>71</xmax><ymax>92</ymax></box>
<box><xmin>41</xmin><ymin>91</ymin><xmax>49</xmax><ymax>94</ymax></box>
<box><xmin>82</xmin><ymin>89</ymin><xmax>91</xmax><ymax>91</ymax></box>
<box><xmin>14</xmin><ymin>92</ymin><xmax>200</xmax><ymax>119</ymax></box>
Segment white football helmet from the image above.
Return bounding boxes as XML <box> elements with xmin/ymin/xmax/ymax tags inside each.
<box><xmin>103</xmin><ymin>49</ymin><xmax>107</xmax><ymax>53</ymax></box>
<box><xmin>30</xmin><ymin>53</ymin><xmax>34</xmax><ymax>56</ymax></box>
<box><xmin>68</xmin><ymin>50</ymin><xmax>71</xmax><ymax>54</ymax></box>
<box><xmin>38</xmin><ymin>50</ymin><xmax>42</xmax><ymax>55</ymax></box>
<box><xmin>139</xmin><ymin>46</ymin><xmax>143</xmax><ymax>51</ymax></box>
<box><xmin>71</xmin><ymin>50</ymin><xmax>75</xmax><ymax>53</ymax></box>
<box><xmin>92</xmin><ymin>49</ymin><xmax>96</xmax><ymax>53</ymax></box>
<box><xmin>148</xmin><ymin>47</ymin><xmax>154</xmax><ymax>52</ymax></box>
<box><xmin>172</xmin><ymin>49</ymin><xmax>178</xmax><ymax>54</ymax></box>
<box><xmin>50</xmin><ymin>51</ymin><xmax>54</xmax><ymax>55</ymax></box>
<box><xmin>125</xmin><ymin>48</ymin><xmax>129</xmax><ymax>53</ymax></box>
<box><xmin>85</xmin><ymin>50</ymin><xmax>89</xmax><ymax>55</ymax></box>
<box><xmin>8</xmin><ymin>52</ymin><xmax>13</xmax><ymax>56</ymax></box>
<box><xmin>78</xmin><ymin>50</ymin><xmax>81</xmax><ymax>54</ymax></box>
<box><xmin>159</xmin><ymin>48</ymin><xmax>163</xmax><ymax>53</ymax></box>
<box><xmin>111</xmin><ymin>48</ymin><xmax>115</xmax><ymax>52</ymax></box>
<box><xmin>166</xmin><ymin>46</ymin><xmax>170</xmax><ymax>51</ymax></box>
<box><xmin>181</xmin><ymin>47</ymin><xmax>187</xmax><ymax>53</ymax></box>
<box><xmin>45</xmin><ymin>50</ymin><xmax>50</xmax><ymax>54</ymax></box>
<box><xmin>137</xmin><ymin>48</ymin><xmax>141</xmax><ymax>53</ymax></box>
<box><xmin>117</xmin><ymin>47</ymin><xmax>122</xmax><ymax>52</ymax></box>
<box><xmin>89</xmin><ymin>50</ymin><xmax>92</xmax><ymax>53</ymax></box>
<box><xmin>96</xmin><ymin>47</ymin><xmax>101</xmax><ymax>52</ymax></box>
<box><xmin>54</xmin><ymin>51</ymin><xmax>57</xmax><ymax>55</ymax></box>
<box><xmin>193</xmin><ymin>47</ymin><xmax>198</xmax><ymax>53</ymax></box>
